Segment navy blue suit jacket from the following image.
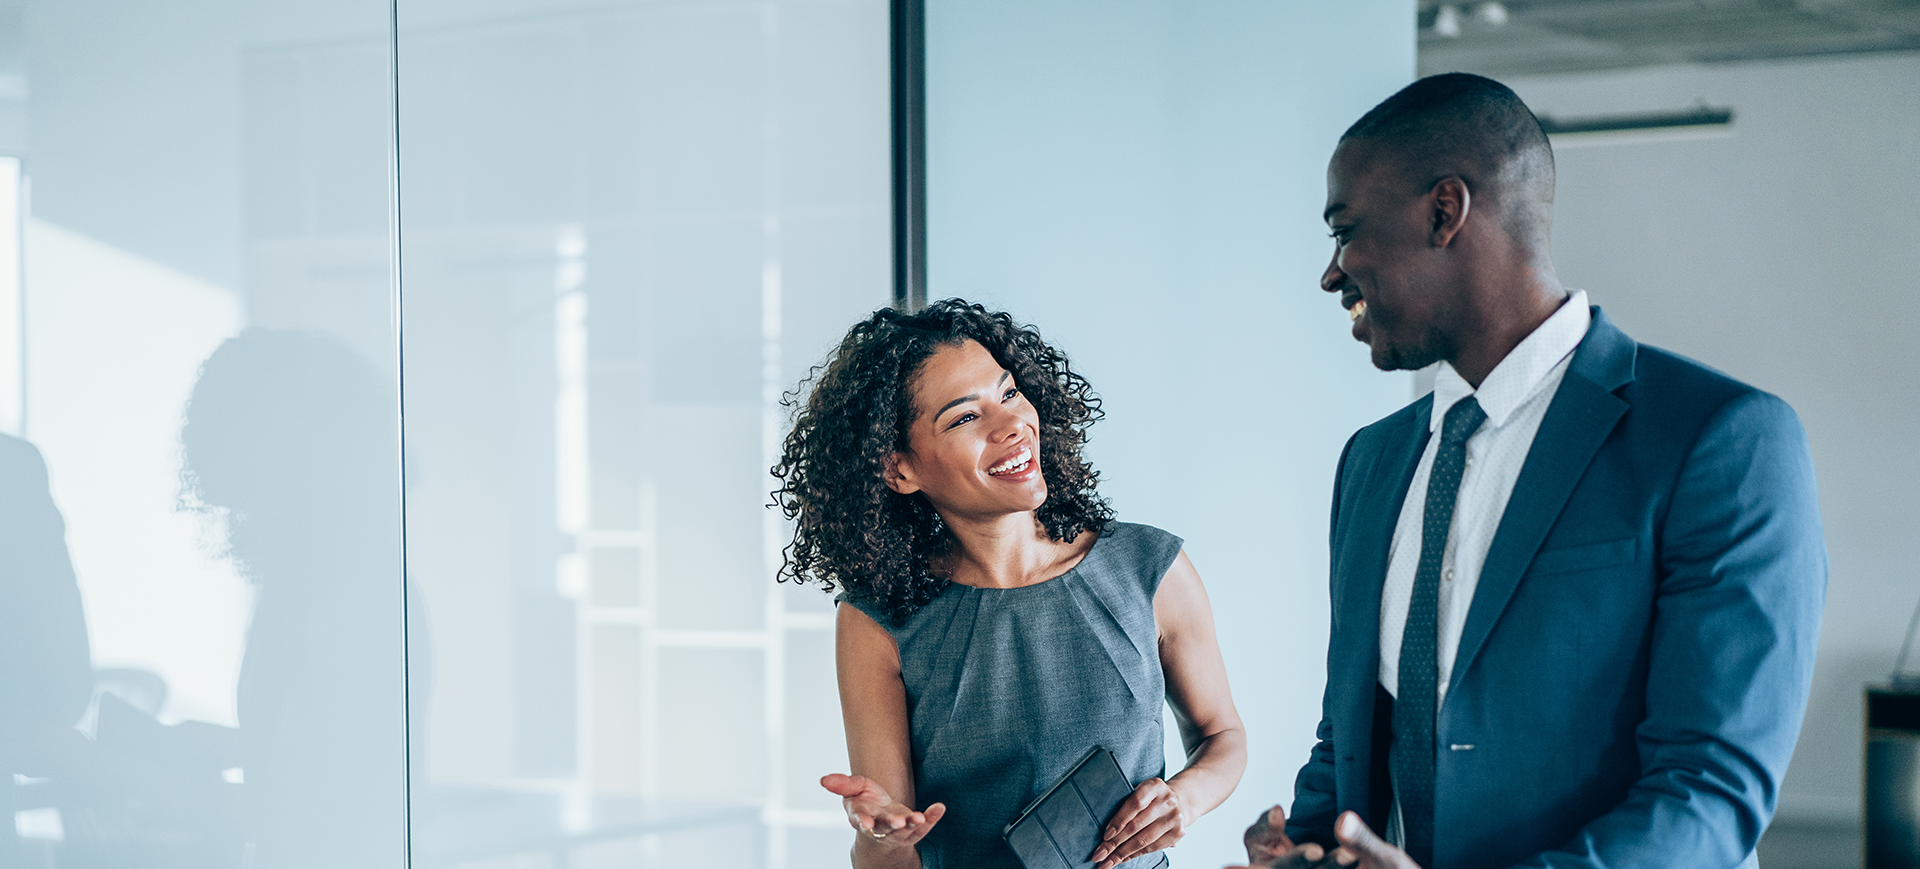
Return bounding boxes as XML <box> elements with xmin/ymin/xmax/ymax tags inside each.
<box><xmin>1287</xmin><ymin>309</ymin><xmax>1827</xmax><ymax>869</ymax></box>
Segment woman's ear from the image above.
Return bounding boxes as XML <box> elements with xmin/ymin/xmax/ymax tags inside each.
<box><xmin>883</xmin><ymin>452</ymin><xmax>921</xmax><ymax>495</ymax></box>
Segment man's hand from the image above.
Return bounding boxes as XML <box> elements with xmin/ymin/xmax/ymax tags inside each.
<box><xmin>820</xmin><ymin>773</ymin><xmax>946</xmax><ymax>848</ymax></box>
<box><xmin>1225</xmin><ymin>804</ymin><xmax>1341</xmax><ymax>868</ymax></box>
<box><xmin>1330</xmin><ymin>811</ymin><xmax>1420</xmax><ymax>869</ymax></box>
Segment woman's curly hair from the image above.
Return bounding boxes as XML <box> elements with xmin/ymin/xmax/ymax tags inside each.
<box><xmin>771</xmin><ymin>299</ymin><xmax>1113</xmax><ymax>626</ymax></box>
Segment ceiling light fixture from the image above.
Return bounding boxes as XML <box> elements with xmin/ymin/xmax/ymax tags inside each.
<box><xmin>1433</xmin><ymin>4</ymin><xmax>1463</xmax><ymax>38</ymax></box>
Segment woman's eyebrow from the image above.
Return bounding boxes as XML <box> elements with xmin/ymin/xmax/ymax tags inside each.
<box><xmin>932</xmin><ymin>371</ymin><xmax>1011</xmax><ymax>424</ymax></box>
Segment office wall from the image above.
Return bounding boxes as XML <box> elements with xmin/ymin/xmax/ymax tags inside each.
<box><xmin>925</xmin><ymin>2</ymin><xmax>1417</xmax><ymax>864</ymax></box>
<box><xmin>1504</xmin><ymin>51</ymin><xmax>1920</xmax><ymax>826</ymax></box>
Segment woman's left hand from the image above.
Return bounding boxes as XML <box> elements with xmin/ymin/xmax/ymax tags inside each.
<box><xmin>1090</xmin><ymin>776</ymin><xmax>1193</xmax><ymax>868</ymax></box>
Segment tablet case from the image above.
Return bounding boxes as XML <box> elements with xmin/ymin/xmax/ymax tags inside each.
<box><xmin>1002</xmin><ymin>746</ymin><xmax>1171</xmax><ymax>869</ymax></box>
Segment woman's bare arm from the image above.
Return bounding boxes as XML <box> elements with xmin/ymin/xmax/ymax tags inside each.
<box><xmin>1093</xmin><ymin>550</ymin><xmax>1249</xmax><ymax>868</ymax></box>
<box><xmin>831</xmin><ymin>602</ymin><xmax>946</xmax><ymax>869</ymax></box>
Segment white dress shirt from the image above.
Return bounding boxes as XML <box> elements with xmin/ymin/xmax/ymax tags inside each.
<box><xmin>1378</xmin><ymin>291</ymin><xmax>1591</xmax><ymax>704</ymax></box>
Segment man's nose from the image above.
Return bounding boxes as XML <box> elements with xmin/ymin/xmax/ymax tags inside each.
<box><xmin>1320</xmin><ymin>249</ymin><xmax>1346</xmax><ymax>293</ymax></box>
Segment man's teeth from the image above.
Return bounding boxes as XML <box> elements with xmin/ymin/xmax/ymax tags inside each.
<box><xmin>989</xmin><ymin>449</ymin><xmax>1032</xmax><ymax>475</ymax></box>
<box><xmin>1349</xmin><ymin>300</ymin><xmax>1368</xmax><ymax>322</ymax></box>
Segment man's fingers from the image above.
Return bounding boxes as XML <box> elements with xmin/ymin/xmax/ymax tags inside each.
<box><xmin>1245</xmin><ymin>803</ymin><xmax>1296</xmax><ymax>857</ymax></box>
<box><xmin>1334</xmin><ymin>812</ymin><xmax>1396</xmax><ymax>863</ymax></box>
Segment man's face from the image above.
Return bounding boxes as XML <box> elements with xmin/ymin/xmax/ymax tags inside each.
<box><xmin>1320</xmin><ymin>140</ymin><xmax>1456</xmax><ymax>372</ymax></box>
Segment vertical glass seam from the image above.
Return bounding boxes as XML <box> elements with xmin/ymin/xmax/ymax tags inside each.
<box><xmin>386</xmin><ymin>0</ymin><xmax>414</xmax><ymax>867</ymax></box>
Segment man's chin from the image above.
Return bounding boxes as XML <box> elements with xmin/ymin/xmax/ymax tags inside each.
<box><xmin>1371</xmin><ymin>343</ymin><xmax>1439</xmax><ymax>373</ymax></box>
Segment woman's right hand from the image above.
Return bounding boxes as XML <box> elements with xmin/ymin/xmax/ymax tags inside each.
<box><xmin>821</xmin><ymin>773</ymin><xmax>946</xmax><ymax>847</ymax></box>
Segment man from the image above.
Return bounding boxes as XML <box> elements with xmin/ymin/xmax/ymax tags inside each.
<box><xmin>1236</xmin><ymin>74</ymin><xmax>1826</xmax><ymax>869</ymax></box>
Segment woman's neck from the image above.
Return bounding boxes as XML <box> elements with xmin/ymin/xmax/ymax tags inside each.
<box><xmin>936</xmin><ymin>510</ymin><xmax>1094</xmax><ymax>589</ymax></box>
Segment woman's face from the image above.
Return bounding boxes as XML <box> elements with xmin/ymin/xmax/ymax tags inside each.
<box><xmin>887</xmin><ymin>339</ymin><xmax>1046</xmax><ymax>522</ymax></box>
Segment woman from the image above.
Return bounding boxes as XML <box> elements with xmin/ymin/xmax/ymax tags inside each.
<box><xmin>772</xmin><ymin>300</ymin><xmax>1246</xmax><ymax>868</ymax></box>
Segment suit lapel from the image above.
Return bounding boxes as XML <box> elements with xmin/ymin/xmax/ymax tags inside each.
<box><xmin>1446</xmin><ymin>308</ymin><xmax>1637</xmax><ymax>695</ymax></box>
<box><xmin>1340</xmin><ymin>401</ymin><xmax>1431</xmax><ymax>642</ymax></box>
<box><xmin>1333</xmin><ymin>397</ymin><xmax>1431</xmax><ymax>811</ymax></box>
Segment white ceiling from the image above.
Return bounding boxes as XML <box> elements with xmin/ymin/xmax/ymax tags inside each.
<box><xmin>1418</xmin><ymin>0</ymin><xmax>1920</xmax><ymax>76</ymax></box>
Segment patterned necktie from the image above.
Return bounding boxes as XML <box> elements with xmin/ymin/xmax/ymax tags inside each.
<box><xmin>1393</xmin><ymin>395</ymin><xmax>1485</xmax><ymax>869</ymax></box>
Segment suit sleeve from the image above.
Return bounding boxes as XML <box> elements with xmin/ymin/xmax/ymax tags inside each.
<box><xmin>1287</xmin><ymin>431</ymin><xmax>1362</xmax><ymax>847</ymax></box>
<box><xmin>1517</xmin><ymin>391</ymin><xmax>1827</xmax><ymax>869</ymax></box>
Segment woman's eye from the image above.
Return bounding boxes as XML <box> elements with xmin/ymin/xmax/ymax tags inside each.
<box><xmin>947</xmin><ymin>412</ymin><xmax>977</xmax><ymax>429</ymax></box>
<box><xmin>1003</xmin><ymin>387</ymin><xmax>1020</xmax><ymax>402</ymax></box>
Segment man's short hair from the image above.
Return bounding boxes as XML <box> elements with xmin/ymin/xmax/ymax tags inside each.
<box><xmin>1343</xmin><ymin>72</ymin><xmax>1556</xmax><ymax>239</ymax></box>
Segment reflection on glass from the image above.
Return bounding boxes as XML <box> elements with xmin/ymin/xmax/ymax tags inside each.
<box><xmin>398</xmin><ymin>1</ymin><xmax>889</xmax><ymax>866</ymax></box>
<box><xmin>180</xmin><ymin>330</ymin><xmax>407</xmax><ymax>869</ymax></box>
<box><xmin>3</xmin><ymin>0</ymin><xmax>401</xmax><ymax>866</ymax></box>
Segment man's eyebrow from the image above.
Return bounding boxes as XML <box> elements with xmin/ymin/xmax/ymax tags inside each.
<box><xmin>932</xmin><ymin>371</ymin><xmax>1012</xmax><ymax>425</ymax></box>
<box><xmin>1323</xmin><ymin>202</ymin><xmax>1347</xmax><ymax>222</ymax></box>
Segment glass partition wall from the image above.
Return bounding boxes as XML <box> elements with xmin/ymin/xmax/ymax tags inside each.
<box><xmin>394</xmin><ymin>1</ymin><xmax>888</xmax><ymax>867</ymax></box>
<box><xmin>5</xmin><ymin>0</ymin><xmax>1416</xmax><ymax>866</ymax></box>
<box><xmin>5</xmin><ymin>0</ymin><xmax>886</xmax><ymax>867</ymax></box>
<box><xmin>4</xmin><ymin>0</ymin><xmax>406</xmax><ymax>868</ymax></box>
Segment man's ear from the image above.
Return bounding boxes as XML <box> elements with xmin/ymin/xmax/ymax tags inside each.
<box><xmin>883</xmin><ymin>452</ymin><xmax>921</xmax><ymax>495</ymax></box>
<box><xmin>1428</xmin><ymin>176</ymin><xmax>1471</xmax><ymax>248</ymax></box>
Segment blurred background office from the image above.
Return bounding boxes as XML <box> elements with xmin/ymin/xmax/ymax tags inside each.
<box><xmin>0</xmin><ymin>0</ymin><xmax>1910</xmax><ymax>867</ymax></box>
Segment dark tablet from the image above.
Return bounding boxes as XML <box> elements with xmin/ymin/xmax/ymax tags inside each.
<box><xmin>1002</xmin><ymin>746</ymin><xmax>1170</xmax><ymax>869</ymax></box>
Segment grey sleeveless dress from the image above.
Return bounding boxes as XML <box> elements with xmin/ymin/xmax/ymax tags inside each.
<box><xmin>843</xmin><ymin>522</ymin><xmax>1183</xmax><ymax>869</ymax></box>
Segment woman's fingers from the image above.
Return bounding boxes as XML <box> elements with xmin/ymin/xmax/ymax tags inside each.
<box><xmin>857</xmin><ymin>801</ymin><xmax>946</xmax><ymax>848</ymax></box>
<box><xmin>1093</xmin><ymin>779</ymin><xmax>1185</xmax><ymax>868</ymax></box>
<box><xmin>823</xmin><ymin>773</ymin><xmax>902</xmax><ymax>836</ymax></box>
<box><xmin>1098</xmin><ymin>778</ymin><xmax>1165</xmax><ymax>848</ymax></box>
<box><xmin>821</xmin><ymin>775</ymin><xmax>944</xmax><ymax>848</ymax></box>
<box><xmin>1100</xmin><ymin>811</ymin><xmax>1184</xmax><ymax>867</ymax></box>
<box><xmin>819</xmin><ymin>772</ymin><xmax>872</xmax><ymax>798</ymax></box>
<box><xmin>1093</xmin><ymin>778</ymin><xmax>1168</xmax><ymax>859</ymax></box>
<box><xmin>890</xmin><ymin>802</ymin><xmax>946</xmax><ymax>846</ymax></box>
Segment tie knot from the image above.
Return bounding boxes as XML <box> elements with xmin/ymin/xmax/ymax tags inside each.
<box><xmin>1441</xmin><ymin>396</ymin><xmax>1487</xmax><ymax>446</ymax></box>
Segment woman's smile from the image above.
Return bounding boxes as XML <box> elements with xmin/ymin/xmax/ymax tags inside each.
<box><xmin>986</xmin><ymin>445</ymin><xmax>1036</xmax><ymax>479</ymax></box>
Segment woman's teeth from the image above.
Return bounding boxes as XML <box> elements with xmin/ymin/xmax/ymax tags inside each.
<box><xmin>1349</xmin><ymin>300</ymin><xmax>1368</xmax><ymax>322</ymax></box>
<box><xmin>988</xmin><ymin>448</ymin><xmax>1032</xmax><ymax>476</ymax></box>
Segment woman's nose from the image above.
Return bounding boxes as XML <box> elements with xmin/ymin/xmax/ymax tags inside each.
<box><xmin>988</xmin><ymin>408</ymin><xmax>1024</xmax><ymax>441</ymax></box>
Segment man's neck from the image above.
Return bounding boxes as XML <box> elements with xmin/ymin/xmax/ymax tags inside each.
<box><xmin>1448</xmin><ymin>281</ymin><xmax>1569</xmax><ymax>388</ymax></box>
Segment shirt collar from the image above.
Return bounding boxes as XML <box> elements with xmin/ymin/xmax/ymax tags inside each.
<box><xmin>1430</xmin><ymin>290</ymin><xmax>1591</xmax><ymax>433</ymax></box>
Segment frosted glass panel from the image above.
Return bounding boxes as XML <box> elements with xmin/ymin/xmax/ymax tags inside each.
<box><xmin>2</xmin><ymin>0</ymin><xmax>403</xmax><ymax>867</ymax></box>
<box><xmin>393</xmin><ymin>2</ymin><xmax>890</xmax><ymax>867</ymax></box>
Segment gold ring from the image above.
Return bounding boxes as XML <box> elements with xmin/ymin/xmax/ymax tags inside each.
<box><xmin>868</xmin><ymin>828</ymin><xmax>889</xmax><ymax>840</ymax></box>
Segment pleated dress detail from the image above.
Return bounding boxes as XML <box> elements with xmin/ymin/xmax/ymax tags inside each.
<box><xmin>843</xmin><ymin>522</ymin><xmax>1184</xmax><ymax>869</ymax></box>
